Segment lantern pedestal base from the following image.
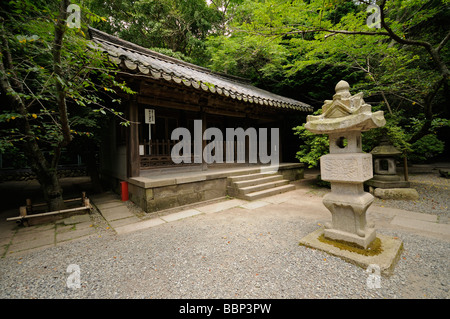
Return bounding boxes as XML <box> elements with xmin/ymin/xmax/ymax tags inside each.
<box><xmin>324</xmin><ymin>227</ymin><xmax>376</xmax><ymax>250</ymax></box>
<box><xmin>299</xmin><ymin>228</ymin><xmax>403</xmax><ymax>276</ymax></box>
<box><xmin>322</xmin><ymin>188</ymin><xmax>375</xmax><ymax>249</ymax></box>
<box><xmin>366</xmin><ymin>174</ymin><xmax>410</xmax><ymax>189</ymax></box>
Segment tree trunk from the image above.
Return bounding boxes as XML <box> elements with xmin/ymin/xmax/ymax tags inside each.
<box><xmin>53</xmin><ymin>0</ymin><xmax>72</xmax><ymax>145</ymax></box>
<box><xmin>23</xmin><ymin>138</ymin><xmax>66</xmax><ymax>211</ymax></box>
<box><xmin>35</xmin><ymin>167</ymin><xmax>66</xmax><ymax>211</ymax></box>
<box><xmin>0</xmin><ymin>18</ymin><xmax>66</xmax><ymax>212</ymax></box>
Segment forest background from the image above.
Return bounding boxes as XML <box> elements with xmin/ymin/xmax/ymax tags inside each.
<box><xmin>0</xmin><ymin>0</ymin><xmax>448</xmax><ymax>209</ymax></box>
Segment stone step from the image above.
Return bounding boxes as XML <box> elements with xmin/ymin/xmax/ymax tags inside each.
<box><xmin>227</xmin><ymin>179</ymin><xmax>287</xmax><ymax>197</ymax></box>
<box><xmin>228</xmin><ymin>172</ymin><xmax>277</xmax><ymax>183</ymax></box>
<box><xmin>238</xmin><ymin>179</ymin><xmax>289</xmax><ymax>195</ymax></box>
<box><xmin>242</xmin><ymin>184</ymin><xmax>295</xmax><ymax>201</ymax></box>
<box><xmin>233</xmin><ymin>175</ymin><xmax>284</xmax><ymax>188</ymax></box>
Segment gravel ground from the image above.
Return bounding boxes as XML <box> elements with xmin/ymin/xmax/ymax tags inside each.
<box><xmin>0</xmin><ymin>173</ymin><xmax>448</xmax><ymax>300</ymax></box>
<box><xmin>373</xmin><ymin>173</ymin><xmax>450</xmax><ymax>222</ymax></box>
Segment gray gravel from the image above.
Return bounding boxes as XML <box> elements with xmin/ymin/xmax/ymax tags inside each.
<box><xmin>0</xmin><ymin>200</ymin><xmax>448</xmax><ymax>299</ymax></box>
<box><xmin>373</xmin><ymin>173</ymin><xmax>450</xmax><ymax>221</ymax></box>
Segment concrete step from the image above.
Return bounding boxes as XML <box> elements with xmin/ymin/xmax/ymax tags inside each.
<box><xmin>233</xmin><ymin>175</ymin><xmax>283</xmax><ymax>188</ymax></box>
<box><xmin>228</xmin><ymin>172</ymin><xmax>277</xmax><ymax>183</ymax></box>
<box><xmin>227</xmin><ymin>180</ymin><xmax>286</xmax><ymax>196</ymax></box>
<box><xmin>239</xmin><ymin>179</ymin><xmax>289</xmax><ymax>195</ymax></box>
<box><xmin>242</xmin><ymin>184</ymin><xmax>295</xmax><ymax>201</ymax></box>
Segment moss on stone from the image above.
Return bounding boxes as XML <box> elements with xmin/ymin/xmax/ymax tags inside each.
<box><xmin>317</xmin><ymin>234</ymin><xmax>383</xmax><ymax>256</ymax></box>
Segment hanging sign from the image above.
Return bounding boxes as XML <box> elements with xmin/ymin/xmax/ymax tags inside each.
<box><xmin>145</xmin><ymin>109</ymin><xmax>155</xmax><ymax>124</ymax></box>
<box><xmin>144</xmin><ymin>109</ymin><xmax>155</xmax><ymax>155</ymax></box>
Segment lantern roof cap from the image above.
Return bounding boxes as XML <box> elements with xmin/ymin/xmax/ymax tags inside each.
<box><xmin>370</xmin><ymin>138</ymin><xmax>402</xmax><ymax>156</ymax></box>
<box><xmin>305</xmin><ymin>80</ymin><xmax>385</xmax><ymax>134</ymax></box>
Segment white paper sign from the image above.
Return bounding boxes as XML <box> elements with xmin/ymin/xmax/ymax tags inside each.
<box><xmin>145</xmin><ymin>109</ymin><xmax>155</xmax><ymax>124</ymax></box>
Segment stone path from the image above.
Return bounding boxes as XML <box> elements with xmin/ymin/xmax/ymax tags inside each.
<box><xmin>0</xmin><ymin>213</ymin><xmax>100</xmax><ymax>257</ymax></box>
<box><xmin>92</xmin><ymin>185</ymin><xmax>450</xmax><ymax>240</ymax></box>
<box><xmin>90</xmin><ymin>191</ymin><xmax>248</xmax><ymax>235</ymax></box>
<box><xmin>80</xmin><ymin>187</ymin><xmax>450</xmax><ymax>241</ymax></box>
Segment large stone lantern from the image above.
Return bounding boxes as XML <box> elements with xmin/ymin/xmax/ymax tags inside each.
<box><xmin>304</xmin><ymin>80</ymin><xmax>386</xmax><ymax>249</ymax></box>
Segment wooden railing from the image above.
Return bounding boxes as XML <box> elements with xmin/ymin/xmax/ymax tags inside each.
<box><xmin>140</xmin><ymin>139</ymin><xmax>246</xmax><ymax>168</ymax></box>
<box><xmin>143</xmin><ymin>139</ymin><xmax>177</xmax><ymax>156</ymax></box>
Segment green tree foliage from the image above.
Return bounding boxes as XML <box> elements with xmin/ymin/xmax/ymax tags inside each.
<box><xmin>0</xmin><ymin>0</ymin><xmax>133</xmax><ymax>209</ymax></box>
<box><xmin>206</xmin><ymin>0</ymin><xmax>449</xmax><ymax>165</ymax></box>
<box><xmin>86</xmin><ymin>0</ymin><xmax>226</xmax><ymax>65</ymax></box>
<box><xmin>292</xmin><ymin>109</ymin><xmax>328</xmax><ymax>168</ymax></box>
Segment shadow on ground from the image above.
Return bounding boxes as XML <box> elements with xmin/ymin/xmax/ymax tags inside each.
<box><xmin>0</xmin><ymin>176</ymin><xmax>99</xmax><ymax>219</ymax></box>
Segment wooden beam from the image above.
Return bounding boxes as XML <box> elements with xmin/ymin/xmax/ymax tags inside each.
<box><xmin>137</xmin><ymin>77</ymin><xmax>306</xmax><ymax>121</ymax></box>
<box><xmin>127</xmin><ymin>97</ymin><xmax>140</xmax><ymax>177</ymax></box>
<box><xmin>137</xmin><ymin>95</ymin><xmax>201</xmax><ymax>112</ymax></box>
<box><xmin>7</xmin><ymin>206</ymin><xmax>90</xmax><ymax>222</ymax></box>
<box><xmin>201</xmin><ymin>111</ymin><xmax>207</xmax><ymax>171</ymax></box>
<box><xmin>203</xmin><ymin>107</ymin><xmax>246</xmax><ymax>118</ymax></box>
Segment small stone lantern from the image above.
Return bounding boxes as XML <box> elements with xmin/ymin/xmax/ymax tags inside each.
<box><xmin>304</xmin><ymin>80</ymin><xmax>386</xmax><ymax>249</ymax></box>
<box><xmin>366</xmin><ymin>137</ymin><xmax>410</xmax><ymax>189</ymax></box>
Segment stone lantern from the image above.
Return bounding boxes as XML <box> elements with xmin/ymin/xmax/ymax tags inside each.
<box><xmin>304</xmin><ymin>80</ymin><xmax>386</xmax><ymax>249</ymax></box>
<box><xmin>366</xmin><ymin>137</ymin><xmax>410</xmax><ymax>189</ymax></box>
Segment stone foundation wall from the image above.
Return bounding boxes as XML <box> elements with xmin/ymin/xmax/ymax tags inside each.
<box><xmin>279</xmin><ymin>166</ymin><xmax>304</xmax><ymax>181</ymax></box>
<box><xmin>129</xmin><ymin>178</ymin><xmax>227</xmax><ymax>213</ymax></box>
<box><xmin>127</xmin><ymin>163</ymin><xmax>304</xmax><ymax>214</ymax></box>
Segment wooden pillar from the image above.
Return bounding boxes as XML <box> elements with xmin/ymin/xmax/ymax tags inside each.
<box><xmin>127</xmin><ymin>97</ymin><xmax>140</xmax><ymax>177</ymax></box>
<box><xmin>279</xmin><ymin>119</ymin><xmax>284</xmax><ymax>164</ymax></box>
<box><xmin>244</xmin><ymin>115</ymin><xmax>251</xmax><ymax>165</ymax></box>
<box><xmin>202</xmin><ymin>111</ymin><xmax>207</xmax><ymax>171</ymax></box>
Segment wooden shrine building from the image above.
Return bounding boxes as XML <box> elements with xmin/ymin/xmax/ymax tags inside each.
<box><xmin>89</xmin><ymin>27</ymin><xmax>313</xmax><ymax>213</ymax></box>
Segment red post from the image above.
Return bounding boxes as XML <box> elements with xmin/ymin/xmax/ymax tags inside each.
<box><xmin>120</xmin><ymin>181</ymin><xmax>129</xmax><ymax>201</ymax></box>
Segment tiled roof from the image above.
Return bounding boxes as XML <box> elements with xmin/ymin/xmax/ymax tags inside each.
<box><xmin>89</xmin><ymin>27</ymin><xmax>312</xmax><ymax>112</ymax></box>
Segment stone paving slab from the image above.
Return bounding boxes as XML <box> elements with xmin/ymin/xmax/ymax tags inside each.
<box><xmin>195</xmin><ymin>199</ymin><xmax>246</xmax><ymax>214</ymax></box>
<box><xmin>239</xmin><ymin>200</ymin><xmax>270</xmax><ymax>210</ymax></box>
<box><xmin>57</xmin><ymin>221</ymin><xmax>93</xmax><ymax>233</ymax></box>
<box><xmin>12</xmin><ymin>228</ymin><xmax>55</xmax><ymax>244</ymax></box>
<box><xmin>100</xmin><ymin>205</ymin><xmax>134</xmax><ymax>221</ymax></box>
<box><xmin>0</xmin><ymin>245</ymin><xmax>6</xmax><ymax>257</ymax></box>
<box><xmin>56</xmin><ymin>225</ymin><xmax>97</xmax><ymax>242</ymax></box>
<box><xmin>262</xmin><ymin>193</ymin><xmax>291</xmax><ymax>204</ymax></box>
<box><xmin>7</xmin><ymin>243</ymin><xmax>55</xmax><ymax>257</ymax></box>
<box><xmin>89</xmin><ymin>192</ymin><xmax>121</xmax><ymax>204</ymax></box>
<box><xmin>0</xmin><ymin>222</ymin><xmax>16</xmax><ymax>244</ymax></box>
<box><xmin>75</xmin><ymin>221</ymin><xmax>97</xmax><ymax>231</ymax></box>
<box><xmin>0</xmin><ymin>236</ymin><xmax>11</xmax><ymax>247</ymax></box>
<box><xmin>160</xmin><ymin>209</ymin><xmax>202</xmax><ymax>222</ymax></box>
<box><xmin>369</xmin><ymin>206</ymin><xmax>438</xmax><ymax>222</ymax></box>
<box><xmin>56</xmin><ymin>223</ymin><xmax>77</xmax><ymax>233</ymax></box>
<box><xmin>108</xmin><ymin>216</ymin><xmax>141</xmax><ymax>228</ymax></box>
<box><xmin>391</xmin><ymin>215</ymin><xmax>450</xmax><ymax>236</ymax></box>
<box><xmin>16</xmin><ymin>223</ymin><xmax>55</xmax><ymax>233</ymax></box>
<box><xmin>61</xmin><ymin>214</ymin><xmax>91</xmax><ymax>225</ymax></box>
<box><xmin>94</xmin><ymin>201</ymin><xmax>126</xmax><ymax>210</ymax></box>
<box><xmin>1</xmin><ymin>211</ymin><xmax>106</xmax><ymax>257</ymax></box>
<box><xmin>8</xmin><ymin>233</ymin><xmax>54</xmax><ymax>253</ymax></box>
<box><xmin>114</xmin><ymin>218</ymin><xmax>166</xmax><ymax>235</ymax></box>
